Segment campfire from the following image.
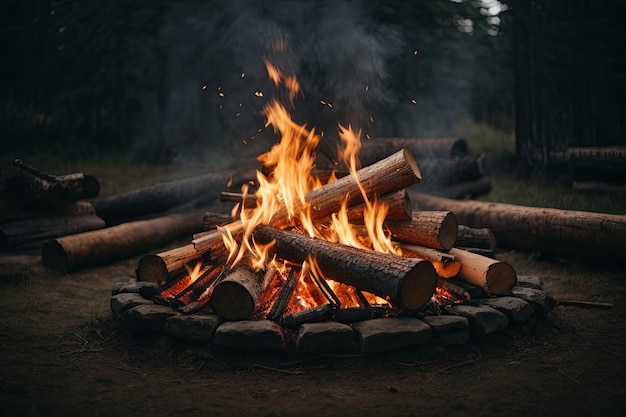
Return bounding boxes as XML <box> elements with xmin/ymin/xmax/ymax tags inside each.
<box><xmin>126</xmin><ymin>61</ymin><xmax>521</xmax><ymax>340</ymax></box>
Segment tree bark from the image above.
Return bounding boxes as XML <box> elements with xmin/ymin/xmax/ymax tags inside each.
<box><xmin>410</xmin><ymin>192</ymin><xmax>626</xmax><ymax>262</ymax></box>
<box><xmin>92</xmin><ymin>168</ymin><xmax>255</xmax><ymax>223</ymax></box>
<box><xmin>346</xmin><ymin>189</ymin><xmax>412</xmax><ymax>222</ymax></box>
<box><xmin>456</xmin><ymin>225</ymin><xmax>497</xmax><ymax>251</ymax></box>
<box><xmin>448</xmin><ymin>248</ymin><xmax>517</xmax><ymax>295</ymax></box>
<box><xmin>253</xmin><ymin>225</ymin><xmax>437</xmax><ymax>311</ymax></box>
<box><xmin>42</xmin><ymin>210</ymin><xmax>205</xmax><ymax>273</ymax></box>
<box><xmin>418</xmin><ymin>176</ymin><xmax>493</xmax><ymax>200</ymax></box>
<box><xmin>417</xmin><ymin>155</ymin><xmax>485</xmax><ymax>186</ymax></box>
<box><xmin>385</xmin><ymin>211</ymin><xmax>457</xmax><ymax>251</ymax></box>
<box><xmin>1</xmin><ymin>214</ymin><xmax>105</xmax><ymax>250</ymax></box>
<box><xmin>359</xmin><ymin>137</ymin><xmax>468</xmax><ymax>165</ymax></box>
<box><xmin>209</xmin><ymin>257</ymin><xmax>262</xmax><ymax>321</ymax></box>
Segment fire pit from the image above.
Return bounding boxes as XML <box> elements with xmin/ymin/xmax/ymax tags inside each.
<box><xmin>108</xmin><ymin>61</ymin><xmax>555</xmax><ymax>355</ymax></box>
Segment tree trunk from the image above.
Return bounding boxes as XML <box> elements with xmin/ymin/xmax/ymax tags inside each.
<box><xmin>410</xmin><ymin>192</ymin><xmax>626</xmax><ymax>262</ymax></box>
<box><xmin>385</xmin><ymin>211</ymin><xmax>457</xmax><ymax>251</ymax></box>
<box><xmin>42</xmin><ymin>210</ymin><xmax>205</xmax><ymax>273</ymax></box>
<box><xmin>359</xmin><ymin>137</ymin><xmax>468</xmax><ymax>165</ymax></box>
<box><xmin>1</xmin><ymin>214</ymin><xmax>105</xmax><ymax>250</ymax></box>
<box><xmin>92</xmin><ymin>168</ymin><xmax>255</xmax><ymax>223</ymax></box>
<box><xmin>252</xmin><ymin>225</ymin><xmax>437</xmax><ymax>311</ymax></box>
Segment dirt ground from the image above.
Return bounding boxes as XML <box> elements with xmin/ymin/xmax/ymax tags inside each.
<box><xmin>1</xmin><ymin>247</ymin><xmax>625</xmax><ymax>417</ymax></box>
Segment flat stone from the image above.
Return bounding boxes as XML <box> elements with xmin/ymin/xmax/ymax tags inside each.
<box><xmin>296</xmin><ymin>322</ymin><xmax>355</xmax><ymax>353</ymax></box>
<box><xmin>110</xmin><ymin>293</ymin><xmax>154</xmax><ymax>319</ymax></box>
<box><xmin>212</xmin><ymin>320</ymin><xmax>286</xmax><ymax>351</ymax></box>
<box><xmin>422</xmin><ymin>315</ymin><xmax>469</xmax><ymax>335</ymax></box>
<box><xmin>448</xmin><ymin>305</ymin><xmax>509</xmax><ymax>338</ymax></box>
<box><xmin>515</xmin><ymin>275</ymin><xmax>544</xmax><ymax>290</ymax></box>
<box><xmin>125</xmin><ymin>304</ymin><xmax>180</xmax><ymax>333</ymax></box>
<box><xmin>111</xmin><ymin>280</ymin><xmax>158</xmax><ymax>295</ymax></box>
<box><xmin>351</xmin><ymin>317</ymin><xmax>431</xmax><ymax>353</ymax></box>
<box><xmin>164</xmin><ymin>314</ymin><xmax>222</xmax><ymax>344</ymax></box>
<box><xmin>479</xmin><ymin>296</ymin><xmax>533</xmax><ymax>324</ymax></box>
<box><xmin>508</xmin><ymin>287</ymin><xmax>555</xmax><ymax>314</ymax></box>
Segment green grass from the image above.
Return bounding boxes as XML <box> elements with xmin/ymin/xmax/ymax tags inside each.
<box><xmin>452</xmin><ymin>118</ymin><xmax>515</xmax><ymax>154</ymax></box>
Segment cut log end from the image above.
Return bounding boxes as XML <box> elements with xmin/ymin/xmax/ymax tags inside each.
<box><xmin>486</xmin><ymin>262</ymin><xmax>517</xmax><ymax>295</ymax></box>
<box><xmin>137</xmin><ymin>255</ymin><xmax>169</xmax><ymax>284</ymax></box>
<box><xmin>399</xmin><ymin>260</ymin><xmax>438</xmax><ymax>310</ymax></box>
<box><xmin>401</xmin><ymin>147</ymin><xmax>422</xmax><ymax>182</ymax></box>
<box><xmin>439</xmin><ymin>212</ymin><xmax>458</xmax><ymax>250</ymax></box>
<box><xmin>41</xmin><ymin>239</ymin><xmax>69</xmax><ymax>272</ymax></box>
<box><xmin>210</xmin><ymin>280</ymin><xmax>257</xmax><ymax>321</ymax></box>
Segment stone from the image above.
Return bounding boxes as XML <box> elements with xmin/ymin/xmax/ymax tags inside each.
<box><xmin>351</xmin><ymin>317</ymin><xmax>431</xmax><ymax>353</ymax></box>
<box><xmin>111</xmin><ymin>280</ymin><xmax>158</xmax><ymax>295</ymax></box>
<box><xmin>296</xmin><ymin>322</ymin><xmax>355</xmax><ymax>353</ymax></box>
<box><xmin>448</xmin><ymin>305</ymin><xmax>508</xmax><ymax>338</ymax></box>
<box><xmin>437</xmin><ymin>331</ymin><xmax>471</xmax><ymax>346</ymax></box>
<box><xmin>479</xmin><ymin>296</ymin><xmax>533</xmax><ymax>324</ymax></box>
<box><xmin>508</xmin><ymin>287</ymin><xmax>556</xmax><ymax>314</ymax></box>
<box><xmin>422</xmin><ymin>315</ymin><xmax>469</xmax><ymax>335</ymax></box>
<box><xmin>514</xmin><ymin>275</ymin><xmax>544</xmax><ymax>290</ymax></box>
<box><xmin>125</xmin><ymin>304</ymin><xmax>180</xmax><ymax>333</ymax></box>
<box><xmin>164</xmin><ymin>314</ymin><xmax>222</xmax><ymax>344</ymax></box>
<box><xmin>212</xmin><ymin>320</ymin><xmax>286</xmax><ymax>351</ymax></box>
<box><xmin>110</xmin><ymin>293</ymin><xmax>154</xmax><ymax>319</ymax></box>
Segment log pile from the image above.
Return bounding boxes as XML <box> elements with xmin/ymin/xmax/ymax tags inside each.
<box><xmin>135</xmin><ymin>148</ymin><xmax>518</xmax><ymax>326</ymax></box>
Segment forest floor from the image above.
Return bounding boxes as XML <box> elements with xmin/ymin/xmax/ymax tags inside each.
<box><xmin>2</xmin><ymin>239</ymin><xmax>626</xmax><ymax>417</ymax></box>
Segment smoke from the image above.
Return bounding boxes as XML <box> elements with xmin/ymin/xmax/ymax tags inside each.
<box><xmin>130</xmin><ymin>0</ymin><xmax>402</xmax><ymax>167</ymax></box>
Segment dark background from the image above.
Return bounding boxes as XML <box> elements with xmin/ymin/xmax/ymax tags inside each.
<box><xmin>1</xmin><ymin>0</ymin><xmax>624</xmax><ymax>168</ymax></box>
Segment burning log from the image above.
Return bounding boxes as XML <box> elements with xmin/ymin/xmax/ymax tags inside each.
<box><xmin>253</xmin><ymin>225</ymin><xmax>438</xmax><ymax>311</ymax></box>
<box><xmin>0</xmin><ymin>214</ymin><xmax>105</xmax><ymax>250</ymax></box>
<box><xmin>456</xmin><ymin>225</ymin><xmax>497</xmax><ymax>251</ymax></box>
<box><xmin>359</xmin><ymin>137</ymin><xmax>468</xmax><ymax>165</ymax></box>
<box><xmin>209</xmin><ymin>257</ymin><xmax>263</xmax><ymax>321</ymax></box>
<box><xmin>92</xmin><ymin>168</ymin><xmax>255</xmax><ymax>223</ymax></box>
<box><xmin>448</xmin><ymin>247</ymin><xmax>517</xmax><ymax>295</ymax></box>
<box><xmin>42</xmin><ymin>210</ymin><xmax>205</xmax><ymax>273</ymax></box>
<box><xmin>202</xmin><ymin>211</ymin><xmax>234</xmax><ymax>231</ymax></box>
<box><xmin>385</xmin><ymin>211</ymin><xmax>457</xmax><ymax>251</ymax></box>
<box><xmin>409</xmin><ymin>192</ymin><xmax>626</xmax><ymax>262</ymax></box>
<box><xmin>435</xmin><ymin>277</ymin><xmax>471</xmax><ymax>304</ymax></box>
<box><xmin>346</xmin><ymin>189</ymin><xmax>412</xmax><ymax>222</ymax></box>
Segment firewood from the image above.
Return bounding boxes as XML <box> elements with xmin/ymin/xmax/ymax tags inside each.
<box><xmin>0</xmin><ymin>214</ymin><xmax>105</xmax><ymax>250</ymax></box>
<box><xmin>346</xmin><ymin>189</ymin><xmax>412</xmax><ymax>222</ymax></box>
<box><xmin>456</xmin><ymin>225</ymin><xmax>497</xmax><ymax>251</ymax></box>
<box><xmin>359</xmin><ymin>137</ymin><xmax>468</xmax><ymax>166</ymax></box>
<box><xmin>455</xmin><ymin>247</ymin><xmax>495</xmax><ymax>259</ymax></box>
<box><xmin>92</xmin><ymin>168</ymin><xmax>255</xmax><ymax>223</ymax></box>
<box><xmin>409</xmin><ymin>192</ymin><xmax>626</xmax><ymax>262</ymax></box>
<box><xmin>420</xmin><ymin>176</ymin><xmax>493</xmax><ymax>200</ymax></box>
<box><xmin>202</xmin><ymin>211</ymin><xmax>235</xmax><ymax>231</ymax></box>
<box><xmin>417</xmin><ymin>155</ymin><xmax>485</xmax><ymax>187</ymax></box>
<box><xmin>209</xmin><ymin>257</ymin><xmax>263</xmax><ymax>321</ymax></box>
<box><xmin>385</xmin><ymin>211</ymin><xmax>457</xmax><ymax>251</ymax></box>
<box><xmin>282</xmin><ymin>304</ymin><xmax>334</xmax><ymax>328</ymax></box>
<box><xmin>448</xmin><ymin>247</ymin><xmax>517</xmax><ymax>295</ymax></box>
<box><xmin>399</xmin><ymin>243</ymin><xmax>461</xmax><ymax>278</ymax></box>
<box><xmin>42</xmin><ymin>210</ymin><xmax>205</xmax><ymax>273</ymax></box>
<box><xmin>253</xmin><ymin>225</ymin><xmax>437</xmax><ymax>311</ymax></box>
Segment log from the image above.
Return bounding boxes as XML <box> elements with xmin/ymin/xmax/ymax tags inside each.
<box><xmin>202</xmin><ymin>211</ymin><xmax>235</xmax><ymax>231</ymax></box>
<box><xmin>421</xmin><ymin>176</ymin><xmax>493</xmax><ymax>200</ymax></box>
<box><xmin>138</xmin><ymin>243</ymin><xmax>212</xmax><ymax>284</ymax></box>
<box><xmin>359</xmin><ymin>137</ymin><xmax>468</xmax><ymax>165</ymax></box>
<box><xmin>417</xmin><ymin>155</ymin><xmax>485</xmax><ymax>187</ymax></box>
<box><xmin>192</xmin><ymin>148</ymin><xmax>421</xmax><ymax>251</ymax></box>
<box><xmin>385</xmin><ymin>211</ymin><xmax>457</xmax><ymax>251</ymax></box>
<box><xmin>448</xmin><ymin>247</ymin><xmax>517</xmax><ymax>295</ymax></box>
<box><xmin>209</xmin><ymin>257</ymin><xmax>262</xmax><ymax>321</ymax></box>
<box><xmin>42</xmin><ymin>210</ymin><xmax>205</xmax><ymax>273</ymax></box>
<box><xmin>456</xmin><ymin>225</ymin><xmax>497</xmax><ymax>251</ymax></box>
<box><xmin>409</xmin><ymin>192</ymin><xmax>626</xmax><ymax>262</ymax></box>
<box><xmin>399</xmin><ymin>243</ymin><xmax>461</xmax><ymax>278</ymax></box>
<box><xmin>0</xmin><ymin>214</ymin><xmax>105</xmax><ymax>250</ymax></box>
<box><xmin>252</xmin><ymin>225</ymin><xmax>438</xmax><ymax>311</ymax></box>
<box><xmin>92</xmin><ymin>168</ymin><xmax>255</xmax><ymax>223</ymax></box>
<box><xmin>0</xmin><ymin>200</ymin><xmax>96</xmax><ymax>223</ymax></box>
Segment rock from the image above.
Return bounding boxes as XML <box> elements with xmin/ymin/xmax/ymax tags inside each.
<box><xmin>448</xmin><ymin>305</ymin><xmax>508</xmax><ymax>338</ymax></box>
<box><xmin>111</xmin><ymin>280</ymin><xmax>158</xmax><ymax>295</ymax></box>
<box><xmin>296</xmin><ymin>322</ymin><xmax>355</xmax><ymax>353</ymax></box>
<box><xmin>422</xmin><ymin>315</ymin><xmax>469</xmax><ymax>334</ymax></box>
<box><xmin>479</xmin><ymin>296</ymin><xmax>533</xmax><ymax>324</ymax></box>
<box><xmin>508</xmin><ymin>287</ymin><xmax>556</xmax><ymax>314</ymax></box>
<box><xmin>125</xmin><ymin>304</ymin><xmax>180</xmax><ymax>333</ymax></box>
<box><xmin>110</xmin><ymin>293</ymin><xmax>154</xmax><ymax>319</ymax></box>
<box><xmin>164</xmin><ymin>314</ymin><xmax>222</xmax><ymax>344</ymax></box>
<box><xmin>514</xmin><ymin>276</ymin><xmax>544</xmax><ymax>290</ymax></box>
<box><xmin>351</xmin><ymin>317</ymin><xmax>431</xmax><ymax>353</ymax></box>
<box><xmin>212</xmin><ymin>320</ymin><xmax>286</xmax><ymax>351</ymax></box>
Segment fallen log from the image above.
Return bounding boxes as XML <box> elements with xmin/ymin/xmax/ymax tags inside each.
<box><xmin>0</xmin><ymin>200</ymin><xmax>96</xmax><ymax>223</ymax></box>
<box><xmin>448</xmin><ymin>247</ymin><xmax>516</xmax><ymax>295</ymax></box>
<box><xmin>421</xmin><ymin>176</ymin><xmax>493</xmax><ymax>200</ymax></box>
<box><xmin>359</xmin><ymin>137</ymin><xmax>468</xmax><ymax>165</ymax></box>
<box><xmin>385</xmin><ymin>211</ymin><xmax>457</xmax><ymax>251</ymax></box>
<box><xmin>209</xmin><ymin>257</ymin><xmax>262</xmax><ymax>321</ymax></box>
<box><xmin>417</xmin><ymin>155</ymin><xmax>485</xmax><ymax>187</ymax></box>
<box><xmin>1</xmin><ymin>214</ymin><xmax>105</xmax><ymax>250</ymax></box>
<box><xmin>456</xmin><ymin>225</ymin><xmax>497</xmax><ymax>251</ymax></box>
<box><xmin>42</xmin><ymin>210</ymin><xmax>205</xmax><ymax>273</ymax></box>
<box><xmin>92</xmin><ymin>168</ymin><xmax>255</xmax><ymax>223</ymax></box>
<box><xmin>409</xmin><ymin>192</ymin><xmax>626</xmax><ymax>262</ymax></box>
<box><xmin>253</xmin><ymin>225</ymin><xmax>437</xmax><ymax>311</ymax></box>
